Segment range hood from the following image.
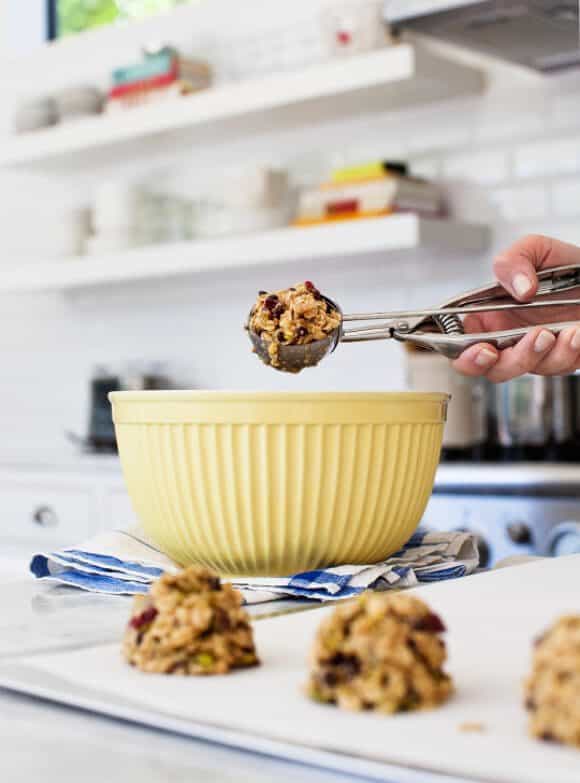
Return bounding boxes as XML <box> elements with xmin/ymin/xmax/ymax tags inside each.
<box><xmin>385</xmin><ymin>1</ymin><xmax>580</xmax><ymax>73</ymax></box>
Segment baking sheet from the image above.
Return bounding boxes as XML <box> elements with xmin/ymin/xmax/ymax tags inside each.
<box><xmin>1</xmin><ymin>557</ymin><xmax>580</xmax><ymax>783</ymax></box>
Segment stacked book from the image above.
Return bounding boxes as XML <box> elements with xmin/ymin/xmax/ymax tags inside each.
<box><xmin>106</xmin><ymin>46</ymin><xmax>212</xmax><ymax>113</ymax></box>
<box><xmin>294</xmin><ymin>161</ymin><xmax>444</xmax><ymax>226</ymax></box>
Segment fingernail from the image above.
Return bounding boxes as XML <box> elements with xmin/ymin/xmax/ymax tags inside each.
<box><xmin>475</xmin><ymin>348</ymin><xmax>498</xmax><ymax>367</ymax></box>
<box><xmin>534</xmin><ymin>330</ymin><xmax>556</xmax><ymax>353</ymax></box>
<box><xmin>571</xmin><ymin>328</ymin><xmax>580</xmax><ymax>351</ymax></box>
<box><xmin>512</xmin><ymin>273</ymin><xmax>532</xmax><ymax>298</ymax></box>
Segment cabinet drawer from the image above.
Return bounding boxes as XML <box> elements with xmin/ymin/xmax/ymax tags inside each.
<box><xmin>0</xmin><ymin>482</ymin><xmax>93</xmax><ymax>547</ymax></box>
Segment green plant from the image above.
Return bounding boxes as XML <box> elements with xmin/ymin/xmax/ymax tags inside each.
<box><xmin>57</xmin><ymin>0</ymin><xmax>194</xmax><ymax>37</ymax></box>
<box><xmin>57</xmin><ymin>0</ymin><xmax>119</xmax><ymax>36</ymax></box>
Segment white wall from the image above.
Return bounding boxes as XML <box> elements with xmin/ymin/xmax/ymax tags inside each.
<box><xmin>1</xmin><ymin>1</ymin><xmax>580</xmax><ymax>459</ymax></box>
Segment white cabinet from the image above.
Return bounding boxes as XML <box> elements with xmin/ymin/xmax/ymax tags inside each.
<box><xmin>0</xmin><ymin>479</ymin><xmax>93</xmax><ymax>549</ymax></box>
<box><xmin>0</xmin><ymin>460</ymin><xmax>132</xmax><ymax>552</ymax></box>
<box><xmin>101</xmin><ymin>488</ymin><xmax>138</xmax><ymax>532</ymax></box>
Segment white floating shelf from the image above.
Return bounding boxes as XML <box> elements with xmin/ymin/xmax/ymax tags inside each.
<box><xmin>0</xmin><ymin>44</ymin><xmax>484</xmax><ymax>172</ymax></box>
<box><xmin>2</xmin><ymin>215</ymin><xmax>489</xmax><ymax>293</ymax></box>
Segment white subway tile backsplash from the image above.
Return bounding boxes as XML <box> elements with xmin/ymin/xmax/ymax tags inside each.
<box><xmin>551</xmin><ymin>180</ymin><xmax>580</xmax><ymax>217</ymax></box>
<box><xmin>409</xmin><ymin>157</ymin><xmax>441</xmax><ymax>180</ymax></box>
<box><xmin>475</xmin><ymin>107</ymin><xmax>546</xmax><ymax>143</ymax></box>
<box><xmin>4</xmin><ymin>26</ymin><xmax>580</xmax><ymax>455</ymax></box>
<box><xmin>511</xmin><ymin>219</ymin><xmax>580</xmax><ymax>248</ymax></box>
<box><xmin>490</xmin><ymin>185</ymin><xmax>548</xmax><ymax>221</ymax></box>
<box><xmin>551</xmin><ymin>92</ymin><xmax>580</xmax><ymax>130</ymax></box>
<box><xmin>514</xmin><ymin>137</ymin><xmax>580</xmax><ymax>179</ymax></box>
<box><xmin>406</xmin><ymin>123</ymin><xmax>472</xmax><ymax>155</ymax></box>
<box><xmin>442</xmin><ymin>151</ymin><xmax>509</xmax><ymax>186</ymax></box>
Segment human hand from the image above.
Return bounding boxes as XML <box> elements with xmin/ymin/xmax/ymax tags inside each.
<box><xmin>453</xmin><ymin>235</ymin><xmax>580</xmax><ymax>382</ymax></box>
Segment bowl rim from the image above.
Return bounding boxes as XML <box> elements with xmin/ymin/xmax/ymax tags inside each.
<box><xmin>109</xmin><ymin>390</ymin><xmax>450</xmax><ymax>403</ymax></box>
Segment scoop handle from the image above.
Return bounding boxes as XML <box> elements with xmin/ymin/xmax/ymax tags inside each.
<box><xmin>397</xmin><ymin>322</ymin><xmax>580</xmax><ymax>360</ymax></box>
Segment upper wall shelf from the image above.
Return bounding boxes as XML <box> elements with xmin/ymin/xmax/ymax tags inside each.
<box><xmin>2</xmin><ymin>215</ymin><xmax>489</xmax><ymax>292</ymax></box>
<box><xmin>0</xmin><ymin>44</ymin><xmax>484</xmax><ymax>173</ymax></box>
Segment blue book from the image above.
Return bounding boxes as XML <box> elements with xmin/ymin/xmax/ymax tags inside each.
<box><xmin>113</xmin><ymin>52</ymin><xmax>174</xmax><ymax>87</ymax></box>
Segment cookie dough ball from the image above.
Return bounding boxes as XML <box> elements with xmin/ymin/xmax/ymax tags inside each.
<box><xmin>307</xmin><ymin>593</ymin><xmax>453</xmax><ymax>713</ymax></box>
<box><xmin>248</xmin><ymin>281</ymin><xmax>341</xmax><ymax>371</ymax></box>
<box><xmin>123</xmin><ymin>566</ymin><xmax>259</xmax><ymax>675</ymax></box>
<box><xmin>525</xmin><ymin>615</ymin><xmax>580</xmax><ymax>747</ymax></box>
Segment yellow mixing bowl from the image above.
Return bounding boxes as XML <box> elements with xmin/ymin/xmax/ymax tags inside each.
<box><xmin>109</xmin><ymin>391</ymin><xmax>448</xmax><ymax>576</ymax></box>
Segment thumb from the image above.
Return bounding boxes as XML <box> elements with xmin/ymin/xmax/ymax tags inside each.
<box><xmin>493</xmin><ymin>235</ymin><xmax>551</xmax><ymax>301</ymax></box>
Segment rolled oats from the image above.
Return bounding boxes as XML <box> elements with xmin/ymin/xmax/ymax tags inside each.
<box><xmin>248</xmin><ymin>281</ymin><xmax>341</xmax><ymax>370</ymax></box>
<box><xmin>306</xmin><ymin>593</ymin><xmax>453</xmax><ymax>713</ymax></box>
<box><xmin>123</xmin><ymin>566</ymin><xmax>260</xmax><ymax>675</ymax></box>
<box><xmin>525</xmin><ymin>615</ymin><xmax>580</xmax><ymax>747</ymax></box>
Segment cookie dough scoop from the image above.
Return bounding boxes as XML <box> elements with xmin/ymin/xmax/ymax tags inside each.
<box><xmin>246</xmin><ymin>281</ymin><xmax>342</xmax><ymax>373</ymax></box>
<box><xmin>248</xmin><ymin>305</ymin><xmax>341</xmax><ymax>373</ymax></box>
<box><xmin>248</xmin><ymin>265</ymin><xmax>580</xmax><ymax>373</ymax></box>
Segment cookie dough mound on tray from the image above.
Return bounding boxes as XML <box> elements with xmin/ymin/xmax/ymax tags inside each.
<box><xmin>123</xmin><ymin>566</ymin><xmax>259</xmax><ymax>675</ymax></box>
<box><xmin>307</xmin><ymin>593</ymin><xmax>453</xmax><ymax>713</ymax></box>
<box><xmin>525</xmin><ymin>615</ymin><xmax>580</xmax><ymax>747</ymax></box>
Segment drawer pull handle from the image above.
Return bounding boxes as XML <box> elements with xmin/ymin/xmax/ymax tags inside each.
<box><xmin>32</xmin><ymin>506</ymin><xmax>58</xmax><ymax>528</ymax></box>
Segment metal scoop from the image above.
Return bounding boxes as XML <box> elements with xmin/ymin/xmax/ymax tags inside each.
<box><xmin>248</xmin><ymin>295</ymin><xmax>342</xmax><ymax>373</ymax></box>
<box><xmin>248</xmin><ymin>265</ymin><xmax>580</xmax><ymax>372</ymax></box>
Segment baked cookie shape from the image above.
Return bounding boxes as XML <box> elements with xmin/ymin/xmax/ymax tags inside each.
<box><xmin>525</xmin><ymin>615</ymin><xmax>580</xmax><ymax>747</ymax></box>
<box><xmin>123</xmin><ymin>566</ymin><xmax>259</xmax><ymax>675</ymax></box>
<box><xmin>307</xmin><ymin>592</ymin><xmax>453</xmax><ymax>713</ymax></box>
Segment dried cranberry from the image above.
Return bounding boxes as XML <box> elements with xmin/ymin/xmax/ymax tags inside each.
<box><xmin>328</xmin><ymin>653</ymin><xmax>361</xmax><ymax>679</ymax></box>
<box><xmin>296</xmin><ymin>326</ymin><xmax>308</xmax><ymax>338</ymax></box>
<box><xmin>277</xmin><ymin>331</ymin><xmax>286</xmax><ymax>343</ymax></box>
<box><xmin>413</xmin><ymin>613</ymin><xmax>446</xmax><ymax>633</ymax></box>
<box><xmin>273</xmin><ymin>304</ymin><xmax>285</xmax><ymax>318</ymax></box>
<box><xmin>304</xmin><ymin>281</ymin><xmax>315</xmax><ymax>291</ymax></box>
<box><xmin>258</xmin><ymin>290</ymin><xmax>267</xmax><ymax>295</ymax></box>
<box><xmin>321</xmin><ymin>669</ymin><xmax>338</xmax><ymax>687</ymax></box>
<box><xmin>208</xmin><ymin>576</ymin><xmax>221</xmax><ymax>591</ymax></box>
<box><xmin>213</xmin><ymin>608</ymin><xmax>232</xmax><ymax>632</ymax></box>
<box><xmin>313</xmin><ymin>291</ymin><xmax>323</xmax><ymax>301</ymax></box>
<box><xmin>129</xmin><ymin>606</ymin><xmax>158</xmax><ymax>630</ymax></box>
<box><xmin>264</xmin><ymin>295</ymin><xmax>278</xmax><ymax>311</ymax></box>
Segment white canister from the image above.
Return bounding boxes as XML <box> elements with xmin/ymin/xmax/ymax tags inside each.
<box><xmin>405</xmin><ymin>346</ymin><xmax>487</xmax><ymax>451</ymax></box>
<box><xmin>321</xmin><ymin>0</ymin><xmax>389</xmax><ymax>58</ymax></box>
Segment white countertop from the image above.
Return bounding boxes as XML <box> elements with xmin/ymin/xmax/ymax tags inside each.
<box><xmin>0</xmin><ymin>561</ymin><xmax>353</xmax><ymax>783</ymax></box>
<box><xmin>0</xmin><ymin>451</ymin><xmax>123</xmax><ymax>475</ymax></box>
<box><xmin>1</xmin><ymin>453</ymin><xmax>580</xmax><ymax>495</ymax></box>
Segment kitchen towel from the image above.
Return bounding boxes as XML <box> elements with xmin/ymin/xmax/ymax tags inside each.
<box><xmin>30</xmin><ymin>528</ymin><xmax>478</xmax><ymax>605</ymax></box>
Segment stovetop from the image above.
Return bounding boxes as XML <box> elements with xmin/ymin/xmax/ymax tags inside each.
<box><xmin>428</xmin><ymin>463</ymin><xmax>580</xmax><ymax>567</ymax></box>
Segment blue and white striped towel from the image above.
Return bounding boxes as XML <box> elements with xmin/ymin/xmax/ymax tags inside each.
<box><xmin>30</xmin><ymin>527</ymin><xmax>479</xmax><ymax>605</ymax></box>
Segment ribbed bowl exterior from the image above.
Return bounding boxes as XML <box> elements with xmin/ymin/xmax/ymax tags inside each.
<box><xmin>110</xmin><ymin>391</ymin><xmax>448</xmax><ymax>576</ymax></box>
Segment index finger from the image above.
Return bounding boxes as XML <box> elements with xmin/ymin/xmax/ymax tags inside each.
<box><xmin>494</xmin><ymin>235</ymin><xmax>580</xmax><ymax>301</ymax></box>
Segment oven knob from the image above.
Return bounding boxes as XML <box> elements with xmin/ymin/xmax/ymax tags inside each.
<box><xmin>32</xmin><ymin>505</ymin><xmax>58</xmax><ymax>528</ymax></box>
<box><xmin>506</xmin><ymin>522</ymin><xmax>533</xmax><ymax>545</ymax></box>
<box><xmin>547</xmin><ymin>523</ymin><xmax>580</xmax><ymax>557</ymax></box>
